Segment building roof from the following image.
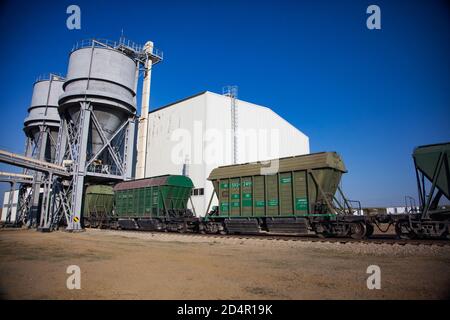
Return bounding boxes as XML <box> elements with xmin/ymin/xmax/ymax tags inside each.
<box><xmin>149</xmin><ymin>90</ymin><xmax>271</xmax><ymax>114</ymax></box>
<box><xmin>149</xmin><ymin>91</ymin><xmax>208</xmax><ymax>114</ymax></box>
<box><xmin>148</xmin><ymin>90</ymin><xmax>309</xmax><ymax>140</ymax></box>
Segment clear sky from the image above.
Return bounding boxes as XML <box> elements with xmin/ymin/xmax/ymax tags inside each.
<box><xmin>0</xmin><ymin>0</ymin><xmax>448</xmax><ymax>207</ymax></box>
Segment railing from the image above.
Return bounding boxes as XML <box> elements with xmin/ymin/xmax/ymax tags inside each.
<box><xmin>71</xmin><ymin>38</ymin><xmax>163</xmax><ymax>61</ymax></box>
<box><xmin>347</xmin><ymin>199</ymin><xmax>362</xmax><ymax>215</ymax></box>
<box><xmin>404</xmin><ymin>196</ymin><xmax>418</xmax><ymax>213</ymax></box>
<box><xmin>87</xmin><ymin>162</ymin><xmax>122</xmax><ymax>176</ymax></box>
<box><xmin>35</xmin><ymin>73</ymin><xmax>65</xmax><ymax>83</ymax></box>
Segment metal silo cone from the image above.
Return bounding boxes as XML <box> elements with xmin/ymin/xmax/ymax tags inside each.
<box><xmin>89</xmin><ymin>106</ymin><xmax>128</xmax><ymax>157</ymax></box>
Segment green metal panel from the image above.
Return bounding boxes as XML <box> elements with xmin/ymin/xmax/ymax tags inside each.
<box><xmin>241</xmin><ymin>177</ymin><xmax>253</xmax><ymax>216</ymax></box>
<box><xmin>413</xmin><ymin>143</ymin><xmax>450</xmax><ymax>199</ymax></box>
<box><xmin>294</xmin><ymin>171</ymin><xmax>308</xmax><ymax>213</ymax></box>
<box><xmin>145</xmin><ymin>187</ymin><xmax>151</xmax><ymax>214</ymax></box>
<box><xmin>266</xmin><ymin>175</ymin><xmax>278</xmax><ymax>216</ymax></box>
<box><xmin>152</xmin><ymin>186</ymin><xmax>159</xmax><ymax>215</ymax></box>
<box><xmin>230</xmin><ymin>178</ymin><xmax>240</xmax><ymax>216</ymax></box>
<box><xmin>279</xmin><ymin>172</ymin><xmax>293</xmax><ymax>215</ymax></box>
<box><xmin>219</xmin><ymin>179</ymin><xmax>229</xmax><ymax>214</ymax></box>
<box><xmin>253</xmin><ymin>176</ymin><xmax>265</xmax><ymax>216</ymax></box>
<box><xmin>134</xmin><ymin>189</ymin><xmax>138</xmax><ymax>216</ymax></box>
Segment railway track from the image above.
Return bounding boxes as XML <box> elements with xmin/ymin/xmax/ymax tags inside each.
<box><xmin>101</xmin><ymin>228</ymin><xmax>450</xmax><ymax>247</ymax></box>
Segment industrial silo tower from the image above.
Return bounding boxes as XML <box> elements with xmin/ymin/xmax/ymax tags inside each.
<box><xmin>55</xmin><ymin>38</ymin><xmax>162</xmax><ymax>231</ymax></box>
<box><xmin>24</xmin><ymin>74</ymin><xmax>64</xmax><ymax>162</ymax></box>
<box><xmin>23</xmin><ymin>74</ymin><xmax>64</xmax><ymax>226</ymax></box>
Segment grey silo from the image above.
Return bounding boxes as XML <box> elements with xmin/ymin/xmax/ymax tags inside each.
<box><xmin>24</xmin><ymin>75</ymin><xmax>64</xmax><ymax>162</ymax></box>
<box><xmin>55</xmin><ymin>39</ymin><xmax>144</xmax><ymax>231</ymax></box>
<box><xmin>23</xmin><ymin>74</ymin><xmax>64</xmax><ymax>227</ymax></box>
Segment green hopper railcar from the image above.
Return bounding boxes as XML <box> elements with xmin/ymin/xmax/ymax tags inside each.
<box><xmin>204</xmin><ymin>152</ymin><xmax>371</xmax><ymax>238</ymax></box>
<box><xmin>83</xmin><ymin>185</ymin><xmax>114</xmax><ymax>228</ymax></box>
<box><xmin>374</xmin><ymin>142</ymin><xmax>450</xmax><ymax>239</ymax></box>
<box><xmin>113</xmin><ymin>175</ymin><xmax>197</xmax><ymax>232</ymax></box>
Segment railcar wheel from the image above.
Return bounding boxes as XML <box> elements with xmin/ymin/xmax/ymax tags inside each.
<box><xmin>350</xmin><ymin>222</ymin><xmax>367</xmax><ymax>240</ymax></box>
<box><xmin>365</xmin><ymin>223</ymin><xmax>374</xmax><ymax>238</ymax></box>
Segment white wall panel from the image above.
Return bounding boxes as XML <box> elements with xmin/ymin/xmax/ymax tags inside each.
<box><xmin>1</xmin><ymin>190</ymin><xmax>19</xmax><ymax>222</ymax></box>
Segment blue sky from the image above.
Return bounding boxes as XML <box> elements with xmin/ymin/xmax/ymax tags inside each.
<box><xmin>0</xmin><ymin>0</ymin><xmax>448</xmax><ymax>207</ymax></box>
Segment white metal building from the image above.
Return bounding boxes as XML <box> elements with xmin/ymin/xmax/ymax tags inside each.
<box><xmin>144</xmin><ymin>91</ymin><xmax>310</xmax><ymax>216</ymax></box>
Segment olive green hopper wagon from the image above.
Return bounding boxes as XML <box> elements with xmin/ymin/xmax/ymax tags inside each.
<box><xmin>207</xmin><ymin>152</ymin><xmax>353</xmax><ymax>219</ymax></box>
<box><xmin>83</xmin><ymin>185</ymin><xmax>114</xmax><ymax>227</ymax></box>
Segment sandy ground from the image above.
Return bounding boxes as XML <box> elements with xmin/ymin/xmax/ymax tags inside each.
<box><xmin>0</xmin><ymin>228</ymin><xmax>449</xmax><ymax>300</ymax></box>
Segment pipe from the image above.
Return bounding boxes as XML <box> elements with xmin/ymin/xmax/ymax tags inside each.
<box><xmin>136</xmin><ymin>41</ymin><xmax>154</xmax><ymax>179</ymax></box>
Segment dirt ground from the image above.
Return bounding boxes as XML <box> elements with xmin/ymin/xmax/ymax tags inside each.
<box><xmin>0</xmin><ymin>228</ymin><xmax>449</xmax><ymax>300</ymax></box>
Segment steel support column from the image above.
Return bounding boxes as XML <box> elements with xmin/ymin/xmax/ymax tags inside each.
<box><xmin>5</xmin><ymin>181</ymin><xmax>16</xmax><ymax>223</ymax></box>
<box><xmin>124</xmin><ymin>117</ymin><xmax>136</xmax><ymax>180</ymax></box>
<box><xmin>67</xmin><ymin>102</ymin><xmax>91</xmax><ymax>231</ymax></box>
<box><xmin>30</xmin><ymin>128</ymin><xmax>48</xmax><ymax>227</ymax></box>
